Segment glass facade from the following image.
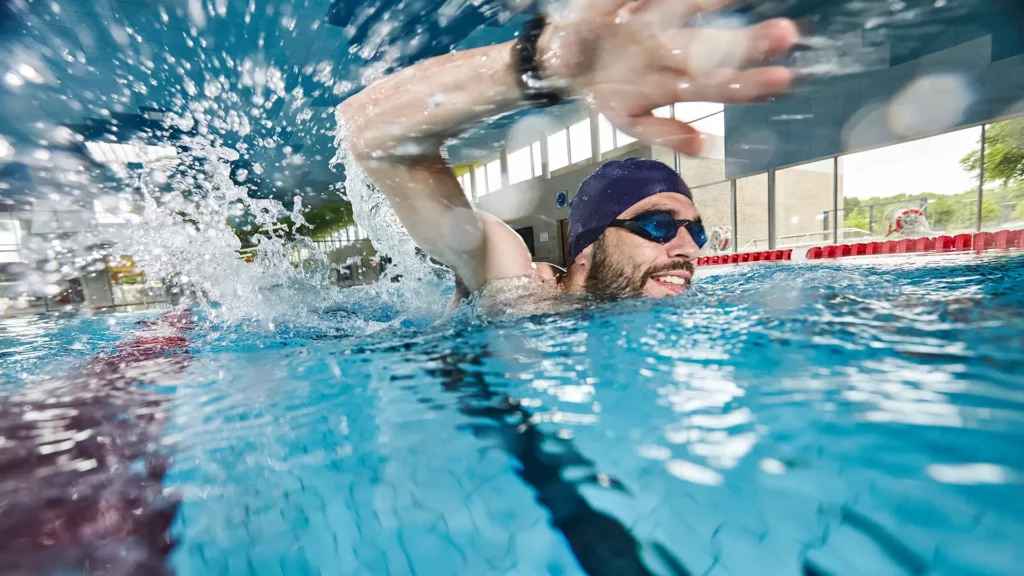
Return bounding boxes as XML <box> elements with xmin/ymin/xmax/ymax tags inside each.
<box><xmin>736</xmin><ymin>174</ymin><xmax>769</xmax><ymax>251</ymax></box>
<box><xmin>472</xmin><ymin>165</ymin><xmax>485</xmax><ymax>194</ymax></box>
<box><xmin>547</xmin><ymin>129</ymin><xmax>569</xmax><ymax>172</ymax></box>
<box><xmin>598</xmin><ymin>114</ymin><xmax>616</xmax><ymax>154</ymax></box>
<box><xmin>842</xmin><ymin>127</ymin><xmax>982</xmax><ymax>238</ymax></box>
<box><xmin>677</xmin><ymin>111</ymin><xmax>726</xmax><ymax>188</ymax></box>
<box><xmin>568</xmin><ymin>120</ymin><xmax>592</xmax><ymax>164</ymax></box>
<box><xmin>689</xmin><ymin>181</ymin><xmax>733</xmax><ymax>255</ymax></box>
<box><xmin>469</xmin><ymin>108</ymin><xmax>1023</xmax><ymax>260</ymax></box>
<box><xmin>508</xmin><ymin>146</ymin><xmax>533</xmax><ymax>185</ymax></box>
<box><xmin>775</xmin><ymin>159</ymin><xmax>837</xmax><ymax>248</ymax></box>
<box><xmin>486</xmin><ymin>159</ymin><xmax>502</xmax><ymax>194</ymax></box>
<box><xmin>979</xmin><ymin>117</ymin><xmax>1024</xmax><ymax>232</ymax></box>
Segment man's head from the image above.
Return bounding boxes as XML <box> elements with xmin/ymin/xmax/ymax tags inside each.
<box><xmin>566</xmin><ymin>158</ymin><xmax>704</xmax><ymax>298</ymax></box>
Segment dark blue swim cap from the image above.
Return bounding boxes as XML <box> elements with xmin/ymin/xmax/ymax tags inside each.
<box><xmin>567</xmin><ymin>158</ymin><xmax>692</xmax><ymax>263</ymax></box>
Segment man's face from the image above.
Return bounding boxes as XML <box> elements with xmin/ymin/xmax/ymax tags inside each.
<box><xmin>584</xmin><ymin>193</ymin><xmax>702</xmax><ymax>299</ymax></box>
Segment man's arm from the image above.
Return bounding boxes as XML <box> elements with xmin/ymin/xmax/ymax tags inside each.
<box><xmin>340</xmin><ymin>0</ymin><xmax>799</xmax><ymax>293</ymax></box>
<box><xmin>340</xmin><ymin>41</ymin><xmax>535</xmax><ymax>293</ymax></box>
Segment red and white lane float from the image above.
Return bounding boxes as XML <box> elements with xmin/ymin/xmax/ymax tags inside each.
<box><xmin>0</xmin><ymin>309</ymin><xmax>194</xmax><ymax>575</ymax></box>
<box><xmin>696</xmin><ymin>229</ymin><xmax>1024</xmax><ymax>268</ymax></box>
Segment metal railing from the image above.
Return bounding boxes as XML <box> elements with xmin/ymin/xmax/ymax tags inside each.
<box><xmin>742</xmin><ymin>228</ymin><xmax>873</xmax><ymax>251</ymax></box>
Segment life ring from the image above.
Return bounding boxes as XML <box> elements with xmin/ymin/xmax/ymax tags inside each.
<box><xmin>888</xmin><ymin>208</ymin><xmax>929</xmax><ymax>237</ymax></box>
<box><xmin>706</xmin><ymin>226</ymin><xmax>731</xmax><ymax>253</ymax></box>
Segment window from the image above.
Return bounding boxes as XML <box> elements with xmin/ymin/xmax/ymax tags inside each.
<box><xmin>674</xmin><ymin>102</ymin><xmax>723</xmax><ymax>123</ymax></box>
<box><xmin>568</xmin><ymin>119</ymin><xmax>592</xmax><ymax>164</ymax></box>
<box><xmin>458</xmin><ymin>173</ymin><xmax>473</xmax><ymax>198</ymax></box>
<box><xmin>978</xmin><ymin>116</ymin><xmax>1024</xmax><ymax>232</ymax></box>
<box><xmin>508</xmin><ymin>146</ymin><xmax>533</xmax><ymax>185</ymax></box>
<box><xmin>548</xmin><ymin>130</ymin><xmax>569</xmax><ymax>171</ymax></box>
<box><xmin>653</xmin><ymin>106</ymin><xmax>672</xmax><ymax>118</ymax></box>
<box><xmin>776</xmin><ymin>158</ymin><xmax>837</xmax><ymax>248</ymax></box>
<box><xmin>690</xmin><ymin>181</ymin><xmax>733</xmax><ymax>255</ymax></box>
<box><xmin>689</xmin><ymin>112</ymin><xmax>725</xmax><ymax>137</ymax></box>
<box><xmin>599</xmin><ymin>114</ymin><xmax>616</xmax><ymax>154</ymax></box>
<box><xmin>676</xmin><ymin>111</ymin><xmax>726</xmax><ymax>187</ymax></box>
<box><xmin>474</xmin><ymin>165</ymin><xmax>487</xmax><ymax>196</ymax></box>
<box><xmin>486</xmin><ymin>159</ymin><xmax>502</xmax><ymax>193</ymax></box>
<box><xmin>531</xmin><ymin>142</ymin><xmax>542</xmax><ymax>176</ymax></box>
<box><xmin>842</xmin><ymin>126</ymin><xmax>982</xmax><ymax>238</ymax></box>
<box><xmin>736</xmin><ymin>173</ymin><xmax>769</xmax><ymax>251</ymax></box>
<box><xmin>616</xmin><ymin>129</ymin><xmax>636</xmax><ymax>146</ymax></box>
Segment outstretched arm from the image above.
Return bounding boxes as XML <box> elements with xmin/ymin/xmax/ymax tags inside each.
<box><xmin>340</xmin><ymin>0</ymin><xmax>799</xmax><ymax>293</ymax></box>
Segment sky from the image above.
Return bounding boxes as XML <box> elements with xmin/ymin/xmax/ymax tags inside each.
<box><xmin>840</xmin><ymin>127</ymin><xmax>983</xmax><ymax>199</ymax></box>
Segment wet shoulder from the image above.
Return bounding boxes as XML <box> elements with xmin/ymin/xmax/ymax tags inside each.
<box><xmin>477</xmin><ymin>272</ymin><xmax>594</xmax><ymax>318</ymax></box>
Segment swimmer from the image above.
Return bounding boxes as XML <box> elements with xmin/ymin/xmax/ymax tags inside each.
<box><xmin>341</xmin><ymin>0</ymin><xmax>798</xmax><ymax>305</ymax></box>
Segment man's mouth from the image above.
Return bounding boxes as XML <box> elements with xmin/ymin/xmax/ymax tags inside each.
<box><xmin>649</xmin><ymin>272</ymin><xmax>691</xmax><ymax>293</ymax></box>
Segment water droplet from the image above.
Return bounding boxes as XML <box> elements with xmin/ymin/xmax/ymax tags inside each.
<box><xmin>759</xmin><ymin>458</ymin><xmax>786</xmax><ymax>475</ymax></box>
<box><xmin>3</xmin><ymin>72</ymin><xmax>24</xmax><ymax>88</ymax></box>
<box><xmin>17</xmin><ymin>63</ymin><xmax>44</xmax><ymax>83</ymax></box>
<box><xmin>887</xmin><ymin>73</ymin><xmax>972</xmax><ymax>138</ymax></box>
<box><xmin>188</xmin><ymin>0</ymin><xmax>207</xmax><ymax>29</ymax></box>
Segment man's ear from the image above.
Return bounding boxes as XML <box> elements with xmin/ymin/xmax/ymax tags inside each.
<box><xmin>572</xmin><ymin>243</ymin><xmax>595</xmax><ymax>271</ymax></box>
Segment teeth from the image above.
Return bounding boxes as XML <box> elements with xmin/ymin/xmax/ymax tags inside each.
<box><xmin>657</xmin><ymin>276</ymin><xmax>686</xmax><ymax>285</ymax></box>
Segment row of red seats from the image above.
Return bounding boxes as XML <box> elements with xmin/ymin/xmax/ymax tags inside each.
<box><xmin>697</xmin><ymin>229</ymin><xmax>1023</xmax><ymax>267</ymax></box>
<box><xmin>806</xmin><ymin>229</ymin><xmax>1024</xmax><ymax>260</ymax></box>
<box><xmin>697</xmin><ymin>249</ymin><xmax>793</xmax><ymax>267</ymax></box>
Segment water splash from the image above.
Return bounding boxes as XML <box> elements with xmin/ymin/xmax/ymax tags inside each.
<box><xmin>331</xmin><ymin>119</ymin><xmax>453</xmax><ymax>317</ymax></box>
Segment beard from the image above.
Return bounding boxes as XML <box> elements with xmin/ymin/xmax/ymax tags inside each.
<box><xmin>585</xmin><ymin>236</ymin><xmax>694</xmax><ymax>299</ymax></box>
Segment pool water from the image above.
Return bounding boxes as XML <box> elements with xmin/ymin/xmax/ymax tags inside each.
<box><xmin>2</xmin><ymin>254</ymin><xmax>1023</xmax><ymax>575</ymax></box>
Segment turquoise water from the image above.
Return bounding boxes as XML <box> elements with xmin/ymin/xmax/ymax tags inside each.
<box><xmin>2</xmin><ymin>255</ymin><xmax>1023</xmax><ymax>575</ymax></box>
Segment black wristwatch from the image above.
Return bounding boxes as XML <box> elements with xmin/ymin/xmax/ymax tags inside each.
<box><xmin>513</xmin><ymin>14</ymin><xmax>570</xmax><ymax>108</ymax></box>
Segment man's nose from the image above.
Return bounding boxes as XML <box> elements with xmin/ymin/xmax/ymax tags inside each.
<box><xmin>666</xmin><ymin>226</ymin><xmax>701</xmax><ymax>260</ymax></box>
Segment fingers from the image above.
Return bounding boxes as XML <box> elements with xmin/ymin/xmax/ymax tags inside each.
<box><xmin>677</xmin><ymin>66</ymin><xmax>794</xmax><ymax>103</ymax></box>
<box><xmin>567</xmin><ymin>0</ymin><xmax>639</xmax><ymax>19</ymax></box>
<box><xmin>571</xmin><ymin>0</ymin><xmax>738</xmax><ymax>25</ymax></box>
<box><xmin>623</xmin><ymin>0</ymin><xmax>736</xmax><ymax>28</ymax></box>
<box><xmin>660</xmin><ymin>18</ymin><xmax>799</xmax><ymax>77</ymax></box>
<box><xmin>619</xmin><ymin>115</ymin><xmax>707</xmax><ymax>156</ymax></box>
<box><xmin>592</xmin><ymin>72</ymin><xmax>684</xmax><ymax>118</ymax></box>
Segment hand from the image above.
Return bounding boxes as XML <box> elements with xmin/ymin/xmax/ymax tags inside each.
<box><xmin>539</xmin><ymin>0</ymin><xmax>799</xmax><ymax>156</ymax></box>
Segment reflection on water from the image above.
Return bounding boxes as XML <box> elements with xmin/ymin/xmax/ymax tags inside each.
<box><xmin>1</xmin><ymin>256</ymin><xmax>1023</xmax><ymax>573</ymax></box>
<box><xmin>0</xmin><ymin>0</ymin><xmax>1023</xmax><ymax>573</ymax></box>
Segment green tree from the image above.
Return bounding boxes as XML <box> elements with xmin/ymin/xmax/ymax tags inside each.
<box><xmin>302</xmin><ymin>201</ymin><xmax>354</xmax><ymax>239</ymax></box>
<box><xmin>843</xmin><ymin>210</ymin><xmax>869</xmax><ymax>232</ymax></box>
<box><xmin>961</xmin><ymin>117</ymin><xmax>1024</xmax><ymax>186</ymax></box>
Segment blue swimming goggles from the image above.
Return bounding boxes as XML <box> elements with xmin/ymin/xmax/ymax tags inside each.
<box><xmin>608</xmin><ymin>211</ymin><xmax>707</xmax><ymax>248</ymax></box>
